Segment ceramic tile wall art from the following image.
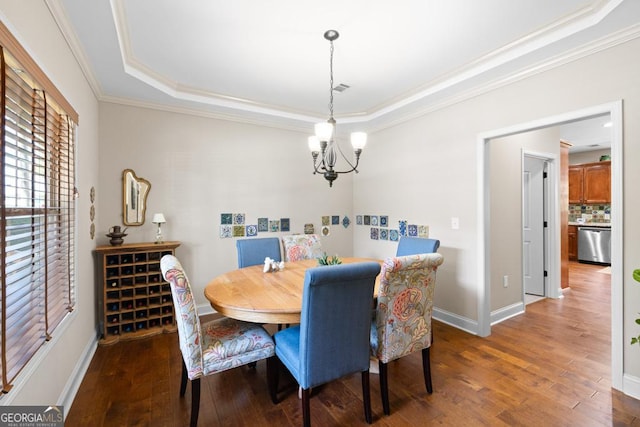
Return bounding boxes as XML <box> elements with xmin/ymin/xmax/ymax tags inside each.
<box><xmin>331</xmin><ymin>215</ymin><xmax>339</xmax><ymax>225</ymax></box>
<box><xmin>380</xmin><ymin>229</ymin><xmax>389</xmax><ymax>240</ymax></box>
<box><xmin>280</xmin><ymin>218</ymin><xmax>290</xmax><ymax>232</ymax></box>
<box><xmin>269</xmin><ymin>220</ymin><xmax>280</xmax><ymax>232</ymax></box>
<box><xmin>221</xmin><ymin>213</ymin><xmax>233</xmax><ymax>225</ymax></box>
<box><xmin>398</xmin><ymin>220</ymin><xmax>407</xmax><ymax>236</ymax></box>
<box><xmin>233</xmin><ymin>213</ymin><xmax>245</xmax><ymax>225</ymax></box>
<box><xmin>379</xmin><ymin>216</ymin><xmax>388</xmax><ymax>227</ymax></box>
<box><xmin>389</xmin><ymin>229</ymin><xmax>399</xmax><ymax>241</ymax></box>
<box><xmin>342</xmin><ymin>216</ymin><xmax>350</xmax><ymax>228</ymax></box>
<box><xmin>370</xmin><ymin>216</ymin><xmax>379</xmax><ymax>226</ymax></box>
<box><xmin>321</xmin><ymin>226</ymin><xmax>330</xmax><ymax>236</ymax></box>
<box><xmin>246</xmin><ymin>225</ymin><xmax>258</xmax><ymax>237</ymax></box>
<box><xmin>356</xmin><ymin>215</ymin><xmax>363</xmax><ymax>225</ymax></box>
<box><xmin>370</xmin><ymin>228</ymin><xmax>379</xmax><ymax>240</ymax></box>
<box><xmin>418</xmin><ymin>225</ymin><xmax>429</xmax><ymax>238</ymax></box>
<box><xmin>322</xmin><ymin>216</ymin><xmax>330</xmax><ymax>226</ymax></box>
<box><xmin>304</xmin><ymin>223</ymin><xmax>315</xmax><ymax>234</ymax></box>
<box><xmin>408</xmin><ymin>224</ymin><xmax>418</xmax><ymax>236</ymax></box>
<box><xmin>233</xmin><ymin>225</ymin><xmax>245</xmax><ymax>237</ymax></box>
<box><xmin>258</xmin><ymin>217</ymin><xmax>269</xmax><ymax>232</ymax></box>
<box><xmin>364</xmin><ymin>215</ymin><xmax>371</xmax><ymax>225</ymax></box>
<box><xmin>220</xmin><ymin>225</ymin><xmax>232</xmax><ymax>238</ymax></box>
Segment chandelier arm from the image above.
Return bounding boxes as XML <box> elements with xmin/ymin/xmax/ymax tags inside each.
<box><xmin>331</xmin><ymin>139</ymin><xmax>360</xmax><ymax>173</ymax></box>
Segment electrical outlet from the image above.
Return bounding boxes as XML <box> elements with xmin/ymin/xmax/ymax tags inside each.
<box><xmin>503</xmin><ymin>275</ymin><xmax>509</xmax><ymax>288</ymax></box>
<box><xmin>451</xmin><ymin>217</ymin><xmax>459</xmax><ymax>230</ymax></box>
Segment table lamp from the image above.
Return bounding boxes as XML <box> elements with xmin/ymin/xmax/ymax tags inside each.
<box><xmin>152</xmin><ymin>213</ymin><xmax>166</xmax><ymax>244</ymax></box>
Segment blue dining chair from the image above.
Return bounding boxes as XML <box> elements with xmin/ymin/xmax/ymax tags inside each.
<box><xmin>160</xmin><ymin>255</ymin><xmax>276</xmax><ymax>427</ymax></box>
<box><xmin>269</xmin><ymin>262</ymin><xmax>381</xmax><ymax>427</ymax></box>
<box><xmin>371</xmin><ymin>253</ymin><xmax>444</xmax><ymax>415</ymax></box>
<box><xmin>236</xmin><ymin>237</ymin><xmax>282</xmax><ymax>268</ymax></box>
<box><xmin>395</xmin><ymin>236</ymin><xmax>440</xmax><ymax>256</ymax></box>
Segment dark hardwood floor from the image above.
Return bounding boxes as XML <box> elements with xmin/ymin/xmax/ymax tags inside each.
<box><xmin>66</xmin><ymin>261</ymin><xmax>640</xmax><ymax>426</ymax></box>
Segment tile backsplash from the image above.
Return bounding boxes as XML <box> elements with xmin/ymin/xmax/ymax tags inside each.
<box><xmin>569</xmin><ymin>204</ymin><xmax>611</xmax><ymax>223</ymax></box>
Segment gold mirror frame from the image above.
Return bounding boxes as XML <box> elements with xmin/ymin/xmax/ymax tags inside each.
<box><xmin>122</xmin><ymin>169</ymin><xmax>151</xmax><ymax>226</ymax></box>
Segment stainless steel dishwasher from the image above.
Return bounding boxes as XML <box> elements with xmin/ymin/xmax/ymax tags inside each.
<box><xmin>577</xmin><ymin>226</ymin><xmax>611</xmax><ymax>265</ymax></box>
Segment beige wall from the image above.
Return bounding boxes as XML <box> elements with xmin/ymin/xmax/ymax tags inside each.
<box><xmin>98</xmin><ymin>104</ymin><xmax>354</xmax><ymax>309</ymax></box>
<box><xmin>0</xmin><ymin>1</ymin><xmax>100</xmax><ymax>406</ymax></box>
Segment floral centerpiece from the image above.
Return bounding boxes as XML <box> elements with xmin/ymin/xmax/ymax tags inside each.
<box><xmin>317</xmin><ymin>253</ymin><xmax>342</xmax><ymax>266</ymax></box>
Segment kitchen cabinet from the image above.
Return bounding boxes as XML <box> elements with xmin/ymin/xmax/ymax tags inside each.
<box><xmin>568</xmin><ymin>225</ymin><xmax>578</xmax><ymax>261</ymax></box>
<box><xmin>568</xmin><ymin>161</ymin><xmax>610</xmax><ymax>204</ymax></box>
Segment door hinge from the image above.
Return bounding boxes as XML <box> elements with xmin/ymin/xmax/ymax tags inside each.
<box><xmin>543</xmin><ymin>172</ymin><xmax>548</xmax><ymax>179</ymax></box>
<box><xmin>544</xmin><ymin>270</ymin><xmax>548</xmax><ymax>277</ymax></box>
<box><xmin>543</xmin><ymin>221</ymin><xmax>548</xmax><ymax>228</ymax></box>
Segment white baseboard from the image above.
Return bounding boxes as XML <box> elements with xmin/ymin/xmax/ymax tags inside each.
<box><xmin>433</xmin><ymin>307</ymin><xmax>479</xmax><ymax>336</ymax></box>
<box><xmin>198</xmin><ymin>303</ymin><xmax>216</xmax><ymax>317</ymax></box>
<box><xmin>623</xmin><ymin>372</ymin><xmax>640</xmax><ymax>400</ymax></box>
<box><xmin>60</xmin><ymin>335</ymin><xmax>99</xmax><ymax>413</ymax></box>
<box><xmin>490</xmin><ymin>301</ymin><xmax>525</xmax><ymax>326</ymax></box>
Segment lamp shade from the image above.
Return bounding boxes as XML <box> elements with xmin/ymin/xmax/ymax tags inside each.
<box><xmin>308</xmin><ymin>136</ymin><xmax>321</xmax><ymax>152</ymax></box>
<box><xmin>350</xmin><ymin>132</ymin><xmax>367</xmax><ymax>150</ymax></box>
<box><xmin>314</xmin><ymin>122</ymin><xmax>334</xmax><ymax>142</ymax></box>
<box><xmin>152</xmin><ymin>213</ymin><xmax>166</xmax><ymax>224</ymax></box>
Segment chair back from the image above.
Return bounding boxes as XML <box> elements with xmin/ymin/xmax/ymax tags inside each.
<box><xmin>395</xmin><ymin>236</ymin><xmax>440</xmax><ymax>256</ymax></box>
<box><xmin>161</xmin><ymin>255</ymin><xmax>203</xmax><ymax>380</ymax></box>
<box><xmin>236</xmin><ymin>237</ymin><xmax>282</xmax><ymax>268</ymax></box>
<box><xmin>298</xmin><ymin>262</ymin><xmax>381</xmax><ymax>389</ymax></box>
<box><xmin>372</xmin><ymin>253</ymin><xmax>444</xmax><ymax>363</ymax></box>
<box><xmin>281</xmin><ymin>234</ymin><xmax>324</xmax><ymax>262</ymax></box>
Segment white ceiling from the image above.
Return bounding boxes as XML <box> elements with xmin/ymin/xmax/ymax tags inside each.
<box><xmin>49</xmin><ymin>0</ymin><xmax>638</xmax><ymax>145</ymax></box>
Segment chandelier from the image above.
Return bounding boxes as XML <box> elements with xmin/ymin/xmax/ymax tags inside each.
<box><xmin>308</xmin><ymin>30</ymin><xmax>366</xmax><ymax>187</ymax></box>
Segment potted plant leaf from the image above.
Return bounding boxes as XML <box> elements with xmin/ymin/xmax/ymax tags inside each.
<box><xmin>632</xmin><ymin>269</ymin><xmax>640</xmax><ymax>346</ymax></box>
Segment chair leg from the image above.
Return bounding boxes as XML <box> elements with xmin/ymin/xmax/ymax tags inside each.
<box><xmin>379</xmin><ymin>360</ymin><xmax>391</xmax><ymax>415</ymax></box>
<box><xmin>422</xmin><ymin>347</ymin><xmax>433</xmax><ymax>394</ymax></box>
<box><xmin>361</xmin><ymin>370</ymin><xmax>372</xmax><ymax>424</ymax></box>
<box><xmin>190</xmin><ymin>378</ymin><xmax>201</xmax><ymax>427</ymax></box>
<box><xmin>267</xmin><ymin>356</ymin><xmax>279</xmax><ymax>404</ymax></box>
<box><xmin>180</xmin><ymin>358</ymin><xmax>188</xmax><ymax>397</ymax></box>
<box><xmin>301</xmin><ymin>387</ymin><xmax>311</xmax><ymax>427</ymax></box>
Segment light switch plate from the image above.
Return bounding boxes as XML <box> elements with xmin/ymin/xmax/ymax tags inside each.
<box><xmin>451</xmin><ymin>217</ymin><xmax>459</xmax><ymax>230</ymax></box>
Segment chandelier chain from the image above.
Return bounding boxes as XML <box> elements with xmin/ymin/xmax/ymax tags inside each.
<box><xmin>328</xmin><ymin>39</ymin><xmax>334</xmax><ymax>121</ymax></box>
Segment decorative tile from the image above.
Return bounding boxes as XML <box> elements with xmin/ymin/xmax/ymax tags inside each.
<box><xmin>389</xmin><ymin>229</ymin><xmax>399</xmax><ymax>241</ymax></box>
<box><xmin>221</xmin><ymin>213</ymin><xmax>233</xmax><ymax>225</ymax></box>
<box><xmin>219</xmin><ymin>225</ymin><xmax>232</xmax><ymax>238</ymax></box>
<box><xmin>418</xmin><ymin>225</ymin><xmax>429</xmax><ymax>238</ymax></box>
<box><xmin>364</xmin><ymin>215</ymin><xmax>371</xmax><ymax>225</ymax></box>
<box><xmin>322</xmin><ymin>216</ymin><xmax>330</xmax><ymax>226</ymax></box>
<box><xmin>246</xmin><ymin>224</ymin><xmax>258</xmax><ymax>237</ymax></box>
<box><xmin>321</xmin><ymin>225</ymin><xmax>330</xmax><ymax>236</ymax></box>
<box><xmin>380</xmin><ymin>229</ymin><xmax>389</xmax><ymax>240</ymax></box>
<box><xmin>304</xmin><ymin>223</ymin><xmax>315</xmax><ymax>234</ymax></box>
<box><xmin>331</xmin><ymin>215</ymin><xmax>340</xmax><ymax>225</ymax></box>
<box><xmin>233</xmin><ymin>213</ymin><xmax>245</xmax><ymax>225</ymax></box>
<box><xmin>258</xmin><ymin>217</ymin><xmax>269</xmax><ymax>232</ymax></box>
<box><xmin>342</xmin><ymin>216</ymin><xmax>350</xmax><ymax>228</ymax></box>
<box><xmin>356</xmin><ymin>215</ymin><xmax>363</xmax><ymax>225</ymax></box>
<box><xmin>408</xmin><ymin>224</ymin><xmax>418</xmax><ymax>236</ymax></box>
<box><xmin>370</xmin><ymin>227</ymin><xmax>379</xmax><ymax>240</ymax></box>
<box><xmin>280</xmin><ymin>218</ymin><xmax>290</xmax><ymax>232</ymax></box>
<box><xmin>380</xmin><ymin>216</ymin><xmax>388</xmax><ymax>227</ymax></box>
<box><xmin>233</xmin><ymin>225</ymin><xmax>245</xmax><ymax>237</ymax></box>
<box><xmin>370</xmin><ymin>215</ymin><xmax>379</xmax><ymax>226</ymax></box>
<box><xmin>269</xmin><ymin>220</ymin><xmax>280</xmax><ymax>232</ymax></box>
<box><xmin>398</xmin><ymin>220</ymin><xmax>407</xmax><ymax>236</ymax></box>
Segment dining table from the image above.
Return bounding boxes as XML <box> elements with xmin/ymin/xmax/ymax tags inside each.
<box><xmin>205</xmin><ymin>257</ymin><xmax>382</xmax><ymax>324</ymax></box>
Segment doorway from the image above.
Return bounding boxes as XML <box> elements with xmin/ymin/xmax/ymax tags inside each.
<box><xmin>523</xmin><ymin>154</ymin><xmax>548</xmax><ymax>297</ymax></box>
<box><xmin>477</xmin><ymin>100</ymin><xmax>623</xmax><ymax>391</ymax></box>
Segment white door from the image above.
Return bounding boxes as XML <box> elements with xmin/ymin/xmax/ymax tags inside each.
<box><xmin>523</xmin><ymin>156</ymin><xmax>546</xmax><ymax>296</ymax></box>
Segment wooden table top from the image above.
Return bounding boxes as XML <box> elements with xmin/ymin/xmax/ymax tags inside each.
<box><xmin>205</xmin><ymin>257</ymin><xmax>381</xmax><ymax>324</ymax></box>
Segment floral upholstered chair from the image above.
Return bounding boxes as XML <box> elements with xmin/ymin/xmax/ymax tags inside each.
<box><xmin>281</xmin><ymin>234</ymin><xmax>324</xmax><ymax>262</ymax></box>
<box><xmin>370</xmin><ymin>253</ymin><xmax>444</xmax><ymax>415</ymax></box>
<box><xmin>160</xmin><ymin>255</ymin><xmax>276</xmax><ymax>427</ymax></box>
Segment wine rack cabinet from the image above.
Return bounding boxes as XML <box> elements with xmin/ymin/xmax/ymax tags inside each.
<box><xmin>95</xmin><ymin>241</ymin><xmax>180</xmax><ymax>345</ymax></box>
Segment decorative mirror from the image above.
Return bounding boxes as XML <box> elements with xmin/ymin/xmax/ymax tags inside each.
<box><xmin>122</xmin><ymin>169</ymin><xmax>151</xmax><ymax>226</ymax></box>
